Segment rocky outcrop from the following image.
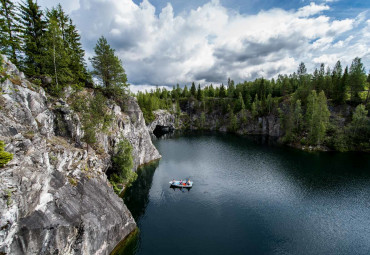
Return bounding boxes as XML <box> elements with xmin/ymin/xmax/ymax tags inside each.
<box><xmin>0</xmin><ymin>56</ymin><xmax>160</xmax><ymax>254</ymax></box>
<box><xmin>147</xmin><ymin>110</ymin><xmax>176</xmax><ymax>135</ymax></box>
<box><xmin>147</xmin><ymin>103</ymin><xmax>280</xmax><ymax>137</ymax></box>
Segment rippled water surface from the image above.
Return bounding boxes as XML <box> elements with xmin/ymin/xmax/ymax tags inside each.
<box><xmin>121</xmin><ymin>133</ymin><xmax>370</xmax><ymax>255</ymax></box>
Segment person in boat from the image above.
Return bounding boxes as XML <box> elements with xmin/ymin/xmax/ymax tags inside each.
<box><xmin>179</xmin><ymin>179</ymin><xmax>182</xmax><ymax>184</ymax></box>
<box><xmin>186</xmin><ymin>179</ymin><xmax>190</xmax><ymax>185</ymax></box>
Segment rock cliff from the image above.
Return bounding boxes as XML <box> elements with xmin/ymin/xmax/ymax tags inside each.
<box><xmin>0</xmin><ymin>56</ymin><xmax>160</xmax><ymax>254</ymax></box>
<box><xmin>147</xmin><ymin>105</ymin><xmax>280</xmax><ymax>137</ymax></box>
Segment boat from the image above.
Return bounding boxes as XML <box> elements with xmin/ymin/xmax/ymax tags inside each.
<box><xmin>169</xmin><ymin>180</ymin><xmax>193</xmax><ymax>188</ymax></box>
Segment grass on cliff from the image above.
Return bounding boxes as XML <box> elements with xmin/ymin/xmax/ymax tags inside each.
<box><xmin>70</xmin><ymin>91</ymin><xmax>113</xmax><ymax>146</ymax></box>
<box><xmin>0</xmin><ymin>141</ymin><xmax>13</xmax><ymax>167</ymax></box>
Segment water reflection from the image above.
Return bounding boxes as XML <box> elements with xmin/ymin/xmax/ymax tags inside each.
<box><xmin>169</xmin><ymin>186</ymin><xmax>192</xmax><ymax>192</ymax></box>
<box><xmin>123</xmin><ymin>161</ymin><xmax>159</xmax><ymax>221</ymax></box>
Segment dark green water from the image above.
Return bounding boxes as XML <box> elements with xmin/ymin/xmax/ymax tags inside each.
<box><xmin>122</xmin><ymin>133</ymin><xmax>370</xmax><ymax>255</ymax></box>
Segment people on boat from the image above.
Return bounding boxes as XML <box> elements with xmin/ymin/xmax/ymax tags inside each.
<box><xmin>187</xmin><ymin>179</ymin><xmax>190</xmax><ymax>185</ymax></box>
<box><xmin>179</xmin><ymin>179</ymin><xmax>183</xmax><ymax>184</ymax></box>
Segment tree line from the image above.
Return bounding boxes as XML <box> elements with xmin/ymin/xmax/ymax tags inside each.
<box><xmin>0</xmin><ymin>0</ymin><xmax>128</xmax><ymax>97</ymax></box>
<box><xmin>137</xmin><ymin>59</ymin><xmax>370</xmax><ymax>151</ymax></box>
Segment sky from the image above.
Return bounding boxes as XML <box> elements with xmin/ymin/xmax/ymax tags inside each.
<box><xmin>32</xmin><ymin>0</ymin><xmax>369</xmax><ymax>90</ymax></box>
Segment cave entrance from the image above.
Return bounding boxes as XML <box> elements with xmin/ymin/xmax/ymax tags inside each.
<box><xmin>153</xmin><ymin>125</ymin><xmax>174</xmax><ymax>138</ymax></box>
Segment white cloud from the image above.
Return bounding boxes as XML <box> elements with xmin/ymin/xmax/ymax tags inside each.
<box><xmin>128</xmin><ymin>84</ymin><xmax>172</xmax><ymax>93</ymax></box>
<box><xmin>62</xmin><ymin>0</ymin><xmax>369</xmax><ymax>86</ymax></box>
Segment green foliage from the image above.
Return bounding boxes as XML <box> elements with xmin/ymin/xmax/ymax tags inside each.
<box><xmin>109</xmin><ymin>139</ymin><xmax>137</xmax><ymax>194</ymax></box>
<box><xmin>190</xmin><ymin>82</ymin><xmax>196</xmax><ymax>97</ymax></box>
<box><xmin>42</xmin><ymin>16</ymin><xmax>71</xmax><ymax>95</ymax></box>
<box><xmin>227</xmin><ymin>104</ymin><xmax>238</xmax><ymax>131</ymax></box>
<box><xmin>90</xmin><ymin>36</ymin><xmax>128</xmax><ymax>98</ymax></box>
<box><xmin>0</xmin><ymin>0</ymin><xmax>22</xmax><ymax>65</ymax></box>
<box><xmin>349</xmin><ymin>57</ymin><xmax>366</xmax><ymax>103</ymax></box>
<box><xmin>197</xmin><ymin>84</ymin><xmax>203</xmax><ymax>101</ymax></box>
<box><xmin>305</xmin><ymin>91</ymin><xmax>330</xmax><ymax>145</ymax></box>
<box><xmin>19</xmin><ymin>0</ymin><xmax>46</xmax><ymax>77</ymax></box>
<box><xmin>0</xmin><ymin>140</ymin><xmax>13</xmax><ymax>167</ymax></box>
<box><xmin>132</xmin><ymin>57</ymin><xmax>369</xmax><ymax>150</ymax></box>
<box><xmin>71</xmin><ymin>92</ymin><xmax>112</xmax><ymax>145</ymax></box>
<box><xmin>349</xmin><ymin>104</ymin><xmax>370</xmax><ymax>150</ymax></box>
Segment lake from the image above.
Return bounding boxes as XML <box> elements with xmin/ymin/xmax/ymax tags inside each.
<box><xmin>120</xmin><ymin>132</ymin><xmax>370</xmax><ymax>255</ymax></box>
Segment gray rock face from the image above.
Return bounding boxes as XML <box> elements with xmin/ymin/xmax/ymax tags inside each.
<box><xmin>147</xmin><ymin>110</ymin><xmax>176</xmax><ymax>134</ymax></box>
<box><xmin>147</xmin><ymin>105</ymin><xmax>280</xmax><ymax>137</ymax></box>
<box><xmin>0</xmin><ymin>56</ymin><xmax>160</xmax><ymax>254</ymax></box>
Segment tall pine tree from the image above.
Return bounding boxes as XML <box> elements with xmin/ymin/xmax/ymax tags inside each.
<box><xmin>90</xmin><ymin>36</ymin><xmax>128</xmax><ymax>96</ymax></box>
<box><xmin>0</xmin><ymin>0</ymin><xmax>22</xmax><ymax>65</ymax></box>
<box><xmin>19</xmin><ymin>0</ymin><xmax>46</xmax><ymax>77</ymax></box>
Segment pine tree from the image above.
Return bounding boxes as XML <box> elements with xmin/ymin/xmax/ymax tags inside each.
<box><xmin>51</xmin><ymin>4</ymin><xmax>88</xmax><ymax>86</ymax></box>
<box><xmin>90</xmin><ymin>36</ymin><xmax>128</xmax><ymax>95</ymax></box>
<box><xmin>227</xmin><ymin>78</ymin><xmax>235</xmax><ymax>98</ymax></box>
<box><xmin>332</xmin><ymin>60</ymin><xmax>344</xmax><ymax>103</ymax></box>
<box><xmin>0</xmin><ymin>0</ymin><xmax>22</xmax><ymax>65</ymax></box>
<box><xmin>219</xmin><ymin>83</ymin><xmax>226</xmax><ymax>98</ymax></box>
<box><xmin>19</xmin><ymin>0</ymin><xmax>46</xmax><ymax>77</ymax></box>
<box><xmin>351</xmin><ymin>104</ymin><xmax>368</xmax><ymax>137</ymax></box>
<box><xmin>306</xmin><ymin>90</ymin><xmax>330</xmax><ymax>145</ymax></box>
<box><xmin>293</xmin><ymin>99</ymin><xmax>303</xmax><ymax>133</ymax></box>
<box><xmin>197</xmin><ymin>84</ymin><xmax>203</xmax><ymax>101</ymax></box>
<box><xmin>182</xmin><ymin>85</ymin><xmax>189</xmax><ymax>97</ymax></box>
<box><xmin>208</xmin><ymin>84</ymin><xmax>215</xmax><ymax>97</ymax></box>
<box><xmin>190</xmin><ymin>82</ymin><xmax>196</xmax><ymax>97</ymax></box>
<box><xmin>238</xmin><ymin>92</ymin><xmax>246</xmax><ymax>123</ymax></box>
<box><xmin>43</xmin><ymin>16</ymin><xmax>71</xmax><ymax>94</ymax></box>
<box><xmin>349</xmin><ymin>57</ymin><xmax>366</xmax><ymax>103</ymax></box>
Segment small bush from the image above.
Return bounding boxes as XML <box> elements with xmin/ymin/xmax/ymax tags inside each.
<box><xmin>0</xmin><ymin>141</ymin><xmax>13</xmax><ymax>167</ymax></box>
<box><xmin>109</xmin><ymin>139</ymin><xmax>137</xmax><ymax>194</ymax></box>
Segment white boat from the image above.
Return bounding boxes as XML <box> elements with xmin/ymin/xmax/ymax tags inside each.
<box><xmin>169</xmin><ymin>180</ymin><xmax>193</xmax><ymax>188</ymax></box>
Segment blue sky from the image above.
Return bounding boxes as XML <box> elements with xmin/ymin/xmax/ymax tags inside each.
<box><xmin>32</xmin><ymin>0</ymin><xmax>370</xmax><ymax>90</ymax></box>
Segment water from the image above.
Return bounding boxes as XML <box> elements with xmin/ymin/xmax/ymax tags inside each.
<box><xmin>121</xmin><ymin>132</ymin><xmax>370</xmax><ymax>255</ymax></box>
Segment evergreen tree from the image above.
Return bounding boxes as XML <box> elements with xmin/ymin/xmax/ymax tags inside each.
<box><xmin>293</xmin><ymin>99</ymin><xmax>303</xmax><ymax>133</ymax></box>
<box><xmin>219</xmin><ymin>83</ymin><xmax>226</xmax><ymax>98</ymax></box>
<box><xmin>332</xmin><ymin>60</ymin><xmax>344</xmax><ymax>103</ymax></box>
<box><xmin>351</xmin><ymin>104</ymin><xmax>368</xmax><ymax>137</ymax></box>
<box><xmin>190</xmin><ymin>82</ymin><xmax>196</xmax><ymax>97</ymax></box>
<box><xmin>43</xmin><ymin>16</ymin><xmax>71</xmax><ymax>93</ymax></box>
<box><xmin>227</xmin><ymin>78</ymin><xmax>235</xmax><ymax>98</ymax></box>
<box><xmin>0</xmin><ymin>0</ymin><xmax>22</xmax><ymax>65</ymax></box>
<box><xmin>266</xmin><ymin>93</ymin><xmax>273</xmax><ymax>114</ymax></box>
<box><xmin>65</xmin><ymin>17</ymin><xmax>88</xmax><ymax>86</ymax></box>
<box><xmin>182</xmin><ymin>85</ymin><xmax>189</xmax><ymax>97</ymax></box>
<box><xmin>306</xmin><ymin>90</ymin><xmax>330</xmax><ymax>145</ymax></box>
<box><xmin>227</xmin><ymin>104</ymin><xmax>237</xmax><ymax>131</ymax></box>
<box><xmin>238</xmin><ymin>92</ymin><xmax>246</xmax><ymax>123</ymax></box>
<box><xmin>90</xmin><ymin>36</ymin><xmax>128</xmax><ymax>95</ymax></box>
<box><xmin>251</xmin><ymin>101</ymin><xmax>258</xmax><ymax>119</ymax></box>
<box><xmin>349</xmin><ymin>57</ymin><xmax>366</xmax><ymax>102</ymax></box>
<box><xmin>208</xmin><ymin>84</ymin><xmax>215</xmax><ymax>97</ymax></box>
<box><xmin>197</xmin><ymin>84</ymin><xmax>203</xmax><ymax>100</ymax></box>
<box><xmin>244</xmin><ymin>93</ymin><xmax>252</xmax><ymax>110</ymax></box>
<box><xmin>19</xmin><ymin>0</ymin><xmax>46</xmax><ymax>77</ymax></box>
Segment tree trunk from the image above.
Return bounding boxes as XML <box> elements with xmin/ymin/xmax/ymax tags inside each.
<box><xmin>53</xmin><ymin>41</ymin><xmax>58</xmax><ymax>89</ymax></box>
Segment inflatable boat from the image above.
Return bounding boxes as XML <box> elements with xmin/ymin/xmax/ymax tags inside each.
<box><xmin>169</xmin><ymin>180</ymin><xmax>193</xmax><ymax>188</ymax></box>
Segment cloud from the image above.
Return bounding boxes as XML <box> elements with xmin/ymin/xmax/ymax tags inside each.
<box><xmin>128</xmin><ymin>84</ymin><xmax>172</xmax><ymax>93</ymax></box>
<box><xmin>65</xmin><ymin>0</ymin><xmax>370</xmax><ymax>86</ymax></box>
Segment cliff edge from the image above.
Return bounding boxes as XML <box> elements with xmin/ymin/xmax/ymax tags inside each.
<box><xmin>0</xmin><ymin>56</ymin><xmax>160</xmax><ymax>254</ymax></box>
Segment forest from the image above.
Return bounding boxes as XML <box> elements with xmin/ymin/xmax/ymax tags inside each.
<box><xmin>137</xmin><ymin>61</ymin><xmax>370</xmax><ymax>152</ymax></box>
